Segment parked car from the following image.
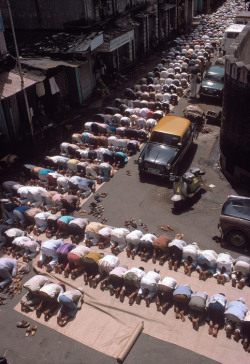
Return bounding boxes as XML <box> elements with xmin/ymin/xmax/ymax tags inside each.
<box><xmin>137</xmin><ymin>116</ymin><xmax>195</xmax><ymax>179</ymax></box>
<box><xmin>218</xmin><ymin>195</ymin><xmax>250</xmax><ymax>247</ymax></box>
<box><xmin>199</xmin><ymin>65</ymin><xmax>225</xmax><ymax>99</ymax></box>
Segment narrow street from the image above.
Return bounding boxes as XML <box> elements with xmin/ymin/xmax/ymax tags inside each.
<box><xmin>1</xmin><ymin>2</ymin><xmax>250</xmax><ymax>364</ymax></box>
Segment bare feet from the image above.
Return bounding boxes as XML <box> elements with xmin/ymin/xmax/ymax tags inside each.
<box><xmin>83</xmin><ymin>272</ymin><xmax>88</xmax><ymax>284</ymax></box>
<box><xmin>168</xmin><ymin>259</ymin><xmax>172</xmax><ymax>270</ymax></box>
<box><xmin>208</xmin><ymin>321</ymin><xmax>213</xmax><ymax>335</ymax></box>
<box><xmin>36</xmin><ymin>309</ymin><xmax>42</xmax><ymax>318</ymax></box>
<box><xmin>187</xmin><ymin>267</ymin><xmax>192</xmax><ymax>277</ymax></box>
<box><xmin>243</xmin><ymin>338</ymin><xmax>248</xmax><ymax>349</ymax></box>
<box><xmin>46</xmin><ymin>264</ymin><xmax>53</xmax><ymax>273</ymax></box>
<box><xmin>136</xmin><ymin>294</ymin><xmax>141</xmax><ymax>305</ymax></box>
<box><xmin>120</xmin><ymin>292</ymin><xmax>125</xmax><ymax>303</ymax></box>
<box><xmin>234</xmin><ymin>330</ymin><xmax>240</xmax><ymax>341</ymax></box>
<box><xmin>192</xmin><ymin>318</ymin><xmax>199</xmax><ymax>331</ymax></box>
<box><xmin>238</xmin><ymin>280</ymin><xmax>244</xmax><ymax>289</ymax></box>
<box><xmin>174</xmin><ymin>261</ymin><xmax>178</xmax><ymax>272</ymax></box>
<box><xmin>226</xmin><ymin>326</ymin><xmax>232</xmax><ymax>338</ymax></box>
<box><xmin>232</xmin><ymin>278</ymin><xmax>236</xmax><ymax>287</ymax></box>
<box><xmin>212</xmin><ymin>324</ymin><xmax>218</xmax><ymax>337</ymax></box>
<box><xmin>156</xmin><ymin>301</ymin><xmax>161</xmax><ymax>312</ymax></box>
<box><xmin>159</xmin><ymin>257</ymin><xmax>165</xmax><ymax>266</ymax></box>
<box><xmin>180</xmin><ymin>310</ymin><xmax>185</xmax><ymax>322</ymax></box>
<box><xmin>115</xmin><ymin>288</ymin><xmax>120</xmax><ymax>299</ymax></box>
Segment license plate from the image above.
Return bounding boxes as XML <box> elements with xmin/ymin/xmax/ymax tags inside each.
<box><xmin>148</xmin><ymin>167</ymin><xmax>161</xmax><ymax>174</ymax></box>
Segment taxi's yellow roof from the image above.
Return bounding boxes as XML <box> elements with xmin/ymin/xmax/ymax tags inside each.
<box><xmin>152</xmin><ymin>116</ymin><xmax>190</xmax><ymax>137</ymax></box>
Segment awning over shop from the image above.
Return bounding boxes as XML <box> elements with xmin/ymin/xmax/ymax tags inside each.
<box><xmin>75</xmin><ymin>33</ymin><xmax>104</xmax><ymax>52</ymax></box>
<box><xmin>0</xmin><ymin>72</ymin><xmax>36</xmax><ymax>99</ymax></box>
<box><xmin>20</xmin><ymin>58</ymin><xmax>82</xmax><ymax>71</ymax></box>
<box><xmin>96</xmin><ymin>30</ymin><xmax>134</xmax><ymax>53</ymax></box>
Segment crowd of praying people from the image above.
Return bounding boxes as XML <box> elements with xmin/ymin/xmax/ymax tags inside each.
<box><xmin>1</xmin><ymin>221</ymin><xmax>250</xmax><ymax>348</ymax></box>
<box><xmin>0</xmin><ymin>0</ymin><xmax>249</xmax><ymax>357</ymax></box>
<box><xmin>1</xmin><ymin>243</ymin><xmax>250</xmax><ymax>351</ymax></box>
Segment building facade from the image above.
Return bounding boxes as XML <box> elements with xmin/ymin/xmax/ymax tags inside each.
<box><xmin>220</xmin><ymin>22</ymin><xmax>250</xmax><ymax>188</ymax></box>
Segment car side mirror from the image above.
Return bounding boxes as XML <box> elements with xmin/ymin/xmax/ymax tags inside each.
<box><xmin>177</xmin><ymin>142</ymin><xmax>182</xmax><ymax>148</ymax></box>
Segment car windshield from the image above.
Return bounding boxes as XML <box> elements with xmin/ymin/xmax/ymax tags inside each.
<box><xmin>204</xmin><ymin>73</ymin><xmax>223</xmax><ymax>83</ymax></box>
<box><xmin>150</xmin><ymin>131</ymin><xmax>180</xmax><ymax>146</ymax></box>
<box><xmin>222</xmin><ymin>197</ymin><xmax>250</xmax><ymax>221</ymax></box>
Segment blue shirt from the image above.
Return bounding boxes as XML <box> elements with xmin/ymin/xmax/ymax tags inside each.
<box><xmin>225</xmin><ymin>301</ymin><xmax>248</xmax><ymax>321</ymax></box>
<box><xmin>58</xmin><ymin>216</ymin><xmax>75</xmax><ymax>224</ymax></box>
<box><xmin>39</xmin><ymin>169</ymin><xmax>55</xmax><ymax>176</ymax></box>
<box><xmin>14</xmin><ymin>206</ymin><xmax>31</xmax><ymax>214</ymax></box>
<box><xmin>173</xmin><ymin>285</ymin><xmax>192</xmax><ymax>299</ymax></box>
<box><xmin>42</xmin><ymin>239</ymin><xmax>64</xmax><ymax>251</ymax></box>
<box><xmin>0</xmin><ymin>257</ymin><xmax>18</xmax><ymax>276</ymax></box>
<box><xmin>210</xmin><ymin>294</ymin><xmax>228</xmax><ymax>308</ymax></box>
<box><xmin>115</xmin><ymin>152</ymin><xmax>128</xmax><ymax>163</ymax></box>
<box><xmin>108</xmin><ymin>126</ymin><xmax>116</xmax><ymax>133</ymax></box>
<box><xmin>78</xmin><ymin>178</ymin><xmax>95</xmax><ymax>189</ymax></box>
<box><xmin>69</xmin><ymin>176</ymin><xmax>84</xmax><ymax>185</ymax></box>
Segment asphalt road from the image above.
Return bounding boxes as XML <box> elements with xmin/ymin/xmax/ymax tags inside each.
<box><xmin>81</xmin><ymin>93</ymin><xmax>249</xmax><ymax>259</ymax></box>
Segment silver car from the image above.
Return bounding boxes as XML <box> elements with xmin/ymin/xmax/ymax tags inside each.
<box><xmin>218</xmin><ymin>195</ymin><xmax>250</xmax><ymax>247</ymax></box>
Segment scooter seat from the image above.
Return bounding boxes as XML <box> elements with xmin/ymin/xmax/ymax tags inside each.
<box><xmin>183</xmin><ymin>172</ymin><xmax>195</xmax><ymax>184</ymax></box>
<box><xmin>190</xmin><ymin>167</ymin><xmax>204</xmax><ymax>176</ymax></box>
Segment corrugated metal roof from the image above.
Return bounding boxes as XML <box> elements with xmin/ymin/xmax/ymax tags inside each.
<box><xmin>0</xmin><ymin>72</ymin><xmax>36</xmax><ymax>99</ymax></box>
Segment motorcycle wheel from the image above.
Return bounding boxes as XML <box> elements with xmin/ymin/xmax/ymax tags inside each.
<box><xmin>174</xmin><ymin>200</ymin><xmax>184</xmax><ymax>210</ymax></box>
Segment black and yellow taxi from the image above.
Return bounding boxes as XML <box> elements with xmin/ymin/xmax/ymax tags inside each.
<box><xmin>138</xmin><ymin>116</ymin><xmax>195</xmax><ymax>179</ymax></box>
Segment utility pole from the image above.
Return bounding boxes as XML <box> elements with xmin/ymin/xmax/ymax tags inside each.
<box><xmin>7</xmin><ymin>0</ymin><xmax>35</xmax><ymax>145</ymax></box>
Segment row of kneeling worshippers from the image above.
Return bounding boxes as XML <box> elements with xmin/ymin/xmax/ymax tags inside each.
<box><xmin>1</xmin><ymin>224</ymin><xmax>250</xmax><ymax>289</ymax></box>
<box><xmin>13</xmin><ymin>264</ymin><xmax>250</xmax><ymax>350</ymax></box>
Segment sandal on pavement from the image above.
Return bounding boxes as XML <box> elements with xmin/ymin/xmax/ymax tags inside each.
<box><xmin>17</xmin><ymin>320</ymin><xmax>30</xmax><ymax>328</ymax></box>
<box><xmin>26</xmin><ymin>326</ymin><xmax>32</xmax><ymax>337</ymax></box>
<box><xmin>31</xmin><ymin>325</ymin><xmax>38</xmax><ymax>336</ymax></box>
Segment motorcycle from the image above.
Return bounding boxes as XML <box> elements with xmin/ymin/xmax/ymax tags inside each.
<box><xmin>170</xmin><ymin>167</ymin><xmax>205</xmax><ymax>209</ymax></box>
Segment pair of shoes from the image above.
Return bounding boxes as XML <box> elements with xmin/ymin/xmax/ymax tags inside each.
<box><xmin>17</xmin><ymin>320</ymin><xmax>30</xmax><ymax>328</ymax></box>
<box><xmin>26</xmin><ymin>325</ymin><xmax>38</xmax><ymax>336</ymax></box>
<box><xmin>0</xmin><ymin>297</ymin><xmax>7</xmax><ymax>305</ymax></box>
<box><xmin>126</xmin><ymin>170</ymin><xmax>131</xmax><ymax>176</ymax></box>
<box><xmin>100</xmin><ymin>193</ymin><xmax>108</xmax><ymax>198</ymax></box>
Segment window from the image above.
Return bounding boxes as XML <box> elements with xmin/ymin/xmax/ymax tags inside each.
<box><xmin>226</xmin><ymin>32</ymin><xmax>239</xmax><ymax>39</ymax></box>
<box><xmin>150</xmin><ymin>131</ymin><xmax>180</xmax><ymax>146</ymax></box>
<box><xmin>182</xmin><ymin>127</ymin><xmax>191</xmax><ymax>145</ymax></box>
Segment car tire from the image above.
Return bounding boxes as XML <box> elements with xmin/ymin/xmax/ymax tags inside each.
<box><xmin>227</xmin><ymin>230</ymin><xmax>248</xmax><ymax>247</ymax></box>
<box><xmin>139</xmin><ymin>170</ymin><xmax>145</xmax><ymax>178</ymax></box>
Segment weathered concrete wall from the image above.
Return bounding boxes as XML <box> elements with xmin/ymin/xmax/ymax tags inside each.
<box><xmin>220</xmin><ymin>22</ymin><xmax>250</xmax><ymax>188</ymax></box>
<box><xmin>0</xmin><ymin>0</ymin><xmax>94</xmax><ymax>29</ymax></box>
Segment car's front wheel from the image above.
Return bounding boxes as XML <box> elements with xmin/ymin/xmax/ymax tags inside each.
<box><xmin>227</xmin><ymin>230</ymin><xmax>248</xmax><ymax>247</ymax></box>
